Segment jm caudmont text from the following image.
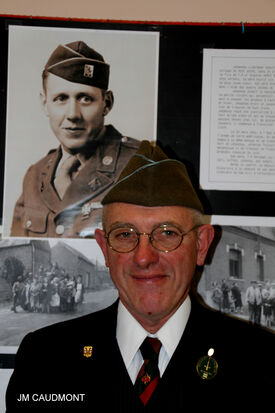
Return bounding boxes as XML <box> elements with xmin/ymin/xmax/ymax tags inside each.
<box><xmin>17</xmin><ymin>393</ymin><xmax>86</xmax><ymax>402</ymax></box>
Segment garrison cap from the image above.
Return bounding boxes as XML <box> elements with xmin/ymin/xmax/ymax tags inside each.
<box><xmin>102</xmin><ymin>140</ymin><xmax>204</xmax><ymax>213</ymax></box>
<box><xmin>43</xmin><ymin>41</ymin><xmax>110</xmax><ymax>90</ymax></box>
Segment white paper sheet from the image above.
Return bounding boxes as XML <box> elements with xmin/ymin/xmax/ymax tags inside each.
<box><xmin>200</xmin><ymin>49</ymin><xmax>275</xmax><ymax>191</ymax></box>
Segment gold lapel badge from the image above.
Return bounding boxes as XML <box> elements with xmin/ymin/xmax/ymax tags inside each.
<box><xmin>83</xmin><ymin>346</ymin><xmax>93</xmax><ymax>358</ymax></box>
<box><xmin>196</xmin><ymin>348</ymin><xmax>218</xmax><ymax>380</ymax></box>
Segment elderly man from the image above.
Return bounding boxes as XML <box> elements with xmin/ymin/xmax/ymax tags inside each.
<box><xmin>6</xmin><ymin>142</ymin><xmax>273</xmax><ymax>412</ymax></box>
<box><xmin>10</xmin><ymin>40</ymin><xmax>139</xmax><ymax>238</ymax></box>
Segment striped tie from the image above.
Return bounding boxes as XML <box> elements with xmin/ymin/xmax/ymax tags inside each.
<box><xmin>135</xmin><ymin>337</ymin><xmax>161</xmax><ymax>405</ymax></box>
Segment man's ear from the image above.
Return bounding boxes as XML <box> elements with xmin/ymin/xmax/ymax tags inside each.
<box><xmin>196</xmin><ymin>225</ymin><xmax>215</xmax><ymax>266</ymax></box>
<box><xmin>94</xmin><ymin>229</ymin><xmax>110</xmax><ymax>267</ymax></box>
<box><xmin>103</xmin><ymin>90</ymin><xmax>114</xmax><ymax>116</ymax></box>
<box><xmin>40</xmin><ymin>92</ymin><xmax>49</xmax><ymax>117</ymax></box>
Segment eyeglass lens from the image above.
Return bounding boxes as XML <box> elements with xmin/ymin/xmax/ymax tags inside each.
<box><xmin>107</xmin><ymin>226</ymin><xmax>184</xmax><ymax>253</ymax></box>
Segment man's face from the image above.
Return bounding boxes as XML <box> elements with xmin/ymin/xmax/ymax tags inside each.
<box><xmin>41</xmin><ymin>73</ymin><xmax>113</xmax><ymax>154</ymax></box>
<box><xmin>95</xmin><ymin>203</ymin><xmax>214</xmax><ymax>331</ymax></box>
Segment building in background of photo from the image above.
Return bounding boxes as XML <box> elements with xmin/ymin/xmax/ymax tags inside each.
<box><xmin>199</xmin><ymin>226</ymin><xmax>275</xmax><ymax>328</ymax></box>
<box><xmin>0</xmin><ymin>239</ymin><xmax>111</xmax><ymax>304</ymax></box>
<box><xmin>51</xmin><ymin>242</ymin><xmax>112</xmax><ymax>290</ymax></box>
<box><xmin>0</xmin><ymin>239</ymin><xmax>51</xmax><ymax>302</ymax></box>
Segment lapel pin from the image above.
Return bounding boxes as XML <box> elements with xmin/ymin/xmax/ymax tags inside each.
<box><xmin>83</xmin><ymin>346</ymin><xmax>93</xmax><ymax>358</ymax></box>
<box><xmin>196</xmin><ymin>348</ymin><xmax>218</xmax><ymax>380</ymax></box>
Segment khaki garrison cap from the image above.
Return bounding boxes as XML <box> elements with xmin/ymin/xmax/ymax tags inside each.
<box><xmin>102</xmin><ymin>140</ymin><xmax>204</xmax><ymax>213</ymax></box>
<box><xmin>44</xmin><ymin>41</ymin><xmax>110</xmax><ymax>90</ymax></box>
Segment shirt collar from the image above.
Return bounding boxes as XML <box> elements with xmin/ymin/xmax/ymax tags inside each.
<box><xmin>116</xmin><ymin>296</ymin><xmax>191</xmax><ymax>369</ymax></box>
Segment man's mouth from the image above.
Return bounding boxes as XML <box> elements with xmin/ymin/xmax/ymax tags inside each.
<box><xmin>64</xmin><ymin>127</ymin><xmax>85</xmax><ymax>131</ymax></box>
<box><xmin>63</xmin><ymin>127</ymin><xmax>86</xmax><ymax>136</ymax></box>
<box><xmin>131</xmin><ymin>274</ymin><xmax>167</xmax><ymax>283</ymax></box>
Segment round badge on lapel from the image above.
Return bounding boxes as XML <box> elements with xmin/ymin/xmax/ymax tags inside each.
<box><xmin>196</xmin><ymin>348</ymin><xmax>218</xmax><ymax>380</ymax></box>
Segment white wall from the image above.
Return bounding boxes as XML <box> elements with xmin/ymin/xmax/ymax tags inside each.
<box><xmin>0</xmin><ymin>0</ymin><xmax>275</xmax><ymax>22</ymax></box>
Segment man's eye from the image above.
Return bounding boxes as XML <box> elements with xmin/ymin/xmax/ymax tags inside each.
<box><xmin>79</xmin><ymin>95</ymin><xmax>93</xmax><ymax>104</ymax></box>
<box><xmin>116</xmin><ymin>231</ymin><xmax>133</xmax><ymax>239</ymax></box>
<box><xmin>155</xmin><ymin>227</ymin><xmax>181</xmax><ymax>239</ymax></box>
<box><xmin>161</xmin><ymin>230</ymin><xmax>178</xmax><ymax>237</ymax></box>
<box><xmin>53</xmin><ymin>94</ymin><xmax>67</xmax><ymax>103</ymax></box>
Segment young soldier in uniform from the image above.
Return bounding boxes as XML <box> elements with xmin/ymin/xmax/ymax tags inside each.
<box><xmin>10</xmin><ymin>41</ymin><xmax>139</xmax><ymax>238</ymax></box>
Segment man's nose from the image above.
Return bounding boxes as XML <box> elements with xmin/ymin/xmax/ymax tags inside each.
<box><xmin>66</xmin><ymin>99</ymin><xmax>81</xmax><ymax>120</ymax></box>
<box><xmin>133</xmin><ymin>234</ymin><xmax>159</xmax><ymax>268</ymax></box>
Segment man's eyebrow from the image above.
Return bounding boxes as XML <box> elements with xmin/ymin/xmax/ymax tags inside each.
<box><xmin>107</xmin><ymin>221</ymin><xmax>185</xmax><ymax>232</ymax></box>
<box><xmin>108</xmin><ymin>222</ymin><xmax>136</xmax><ymax>232</ymax></box>
<box><xmin>51</xmin><ymin>92</ymin><xmax>68</xmax><ymax>98</ymax></box>
<box><xmin>77</xmin><ymin>92</ymin><xmax>94</xmax><ymax>98</ymax></box>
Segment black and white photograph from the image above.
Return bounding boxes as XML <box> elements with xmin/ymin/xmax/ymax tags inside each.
<box><xmin>3</xmin><ymin>25</ymin><xmax>159</xmax><ymax>239</ymax></box>
<box><xmin>0</xmin><ymin>233</ymin><xmax>117</xmax><ymax>347</ymax></box>
<box><xmin>198</xmin><ymin>225</ymin><xmax>275</xmax><ymax>332</ymax></box>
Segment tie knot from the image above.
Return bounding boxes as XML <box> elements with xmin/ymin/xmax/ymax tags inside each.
<box><xmin>140</xmin><ymin>337</ymin><xmax>161</xmax><ymax>360</ymax></box>
<box><xmin>63</xmin><ymin>156</ymin><xmax>81</xmax><ymax>176</ymax></box>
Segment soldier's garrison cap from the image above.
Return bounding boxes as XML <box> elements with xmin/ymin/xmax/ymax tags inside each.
<box><xmin>102</xmin><ymin>140</ymin><xmax>204</xmax><ymax>213</ymax></box>
<box><xmin>43</xmin><ymin>41</ymin><xmax>110</xmax><ymax>90</ymax></box>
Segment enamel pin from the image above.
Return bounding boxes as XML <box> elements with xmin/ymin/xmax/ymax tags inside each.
<box><xmin>83</xmin><ymin>346</ymin><xmax>93</xmax><ymax>358</ymax></box>
<box><xmin>196</xmin><ymin>348</ymin><xmax>218</xmax><ymax>380</ymax></box>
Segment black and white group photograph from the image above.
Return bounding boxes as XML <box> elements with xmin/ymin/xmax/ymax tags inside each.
<box><xmin>0</xmin><ymin>235</ymin><xmax>117</xmax><ymax>347</ymax></box>
<box><xmin>198</xmin><ymin>225</ymin><xmax>275</xmax><ymax>331</ymax></box>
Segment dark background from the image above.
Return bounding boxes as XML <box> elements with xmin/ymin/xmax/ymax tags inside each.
<box><xmin>1</xmin><ymin>17</ymin><xmax>275</xmax><ymax>223</ymax></box>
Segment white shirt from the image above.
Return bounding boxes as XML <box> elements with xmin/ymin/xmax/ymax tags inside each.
<box><xmin>116</xmin><ymin>296</ymin><xmax>191</xmax><ymax>384</ymax></box>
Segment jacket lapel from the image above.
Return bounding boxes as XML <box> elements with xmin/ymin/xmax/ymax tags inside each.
<box><xmin>39</xmin><ymin>148</ymin><xmax>62</xmax><ymax>213</ymax></box>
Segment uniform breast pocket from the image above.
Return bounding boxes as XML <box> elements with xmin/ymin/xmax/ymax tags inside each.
<box><xmin>23</xmin><ymin>207</ymin><xmax>50</xmax><ymax>235</ymax></box>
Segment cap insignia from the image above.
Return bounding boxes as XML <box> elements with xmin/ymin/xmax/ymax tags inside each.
<box><xmin>84</xmin><ymin>64</ymin><xmax>94</xmax><ymax>78</ymax></box>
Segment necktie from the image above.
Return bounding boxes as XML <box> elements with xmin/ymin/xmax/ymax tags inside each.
<box><xmin>135</xmin><ymin>337</ymin><xmax>162</xmax><ymax>405</ymax></box>
<box><xmin>54</xmin><ymin>156</ymin><xmax>81</xmax><ymax>199</ymax></box>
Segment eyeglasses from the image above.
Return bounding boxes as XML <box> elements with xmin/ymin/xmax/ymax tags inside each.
<box><xmin>105</xmin><ymin>224</ymin><xmax>200</xmax><ymax>253</ymax></box>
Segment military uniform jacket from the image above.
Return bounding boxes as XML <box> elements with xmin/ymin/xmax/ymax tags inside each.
<box><xmin>10</xmin><ymin>125</ymin><xmax>139</xmax><ymax>238</ymax></box>
<box><xmin>6</xmin><ymin>296</ymin><xmax>274</xmax><ymax>412</ymax></box>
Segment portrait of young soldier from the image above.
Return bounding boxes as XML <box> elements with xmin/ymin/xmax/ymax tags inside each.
<box><xmin>10</xmin><ymin>40</ymin><xmax>139</xmax><ymax>238</ymax></box>
<box><xmin>6</xmin><ymin>142</ymin><xmax>273</xmax><ymax>412</ymax></box>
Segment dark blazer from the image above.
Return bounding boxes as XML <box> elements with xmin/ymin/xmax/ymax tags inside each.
<box><xmin>10</xmin><ymin>125</ymin><xmax>139</xmax><ymax>238</ymax></box>
<box><xmin>6</xmin><ymin>297</ymin><xmax>274</xmax><ymax>412</ymax></box>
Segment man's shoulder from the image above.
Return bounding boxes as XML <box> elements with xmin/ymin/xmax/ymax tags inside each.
<box><xmin>23</xmin><ymin>147</ymin><xmax>60</xmax><ymax>176</ymax></box>
<box><xmin>104</xmin><ymin>124</ymin><xmax>140</xmax><ymax>150</ymax></box>
<box><xmin>191</xmin><ymin>295</ymin><xmax>274</xmax><ymax>345</ymax></box>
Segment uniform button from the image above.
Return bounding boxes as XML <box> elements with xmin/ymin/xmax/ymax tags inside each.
<box><xmin>25</xmin><ymin>220</ymin><xmax>32</xmax><ymax>228</ymax></box>
<box><xmin>102</xmin><ymin>156</ymin><xmax>113</xmax><ymax>166</ymax></box>
<box><xmin>56</xmin><ymin>225</ymin><xmax>65</xmax><ymax>235</ymax></box>
<box><xmin>121</xmin><ymin>136</ymin><xmax>128</xmax><ymax>142</ymax></box>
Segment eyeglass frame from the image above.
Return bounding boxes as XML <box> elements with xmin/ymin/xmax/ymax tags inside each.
<box><xmin>104</xmin><ymin>224</ymin><xmax>201</xmax><ymax>253</ymax></box>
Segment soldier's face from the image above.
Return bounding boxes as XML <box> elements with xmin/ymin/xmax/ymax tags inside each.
<box><xmin>41</xmin><ymin>73</ymin><xmax>113</xmax><ymax>154</ymax></box>
<box><xmin>95</xmin><ymin>203</ymin><xmax>214</xmax><ymax>332</ymax></box>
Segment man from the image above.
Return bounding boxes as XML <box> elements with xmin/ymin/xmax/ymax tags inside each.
<box><xmin>6</xmin><ymin>142</ymin><xmax>273</xmax><ymax>412</ymax></box>
<box><xmin>11</xmin><ymin>276</ymin><xmax>24</xmax><ymax>313</ymax></box>
<box><xmin>10</xmin><ymin>41</ymin><xmax>139</xmax><ymax>238</ymax></box>
<box><xmin>245</xmin><ymin>280</ymin><xmax>262</xmax><ymax>324</ymax></box>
